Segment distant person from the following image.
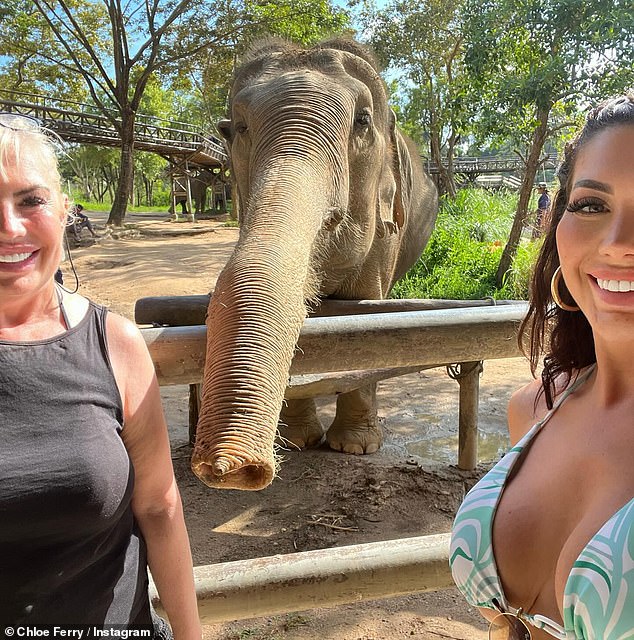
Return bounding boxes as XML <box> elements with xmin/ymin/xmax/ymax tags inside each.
<box><xmin>532</xmin><ymin>182</ymin><xmax>551</xmax><ymax>238</ymax></box>
<box><xmin>175</xmin><ymin>196</ymin><xmax>188</xmax><ymax>216</ymax></box>
<box><xmin>70</xmin><ymin>203</ymin><xmax>97</xmax><ymax>241</ymax></box>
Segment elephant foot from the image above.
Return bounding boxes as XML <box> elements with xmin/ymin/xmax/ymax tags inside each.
<box><xmin>326</xmin><ymin>421</ymin><xmax>383</xmax><ymax>455</ymax></box>
<box><xmin>327</xmin><ymin>383</ymin><xmax>381</xmax><ymax>454</ymax></box>
<box><xmin>278</xmin><ymin>398</ymin><xmax>325</xmax><ymax>449</ymax></box>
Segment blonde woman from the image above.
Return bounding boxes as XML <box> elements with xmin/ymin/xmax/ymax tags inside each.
<box><xmin>0</xmin><ymin>114</ymin><xmax>200</xmax><ymax>638</ymax></box>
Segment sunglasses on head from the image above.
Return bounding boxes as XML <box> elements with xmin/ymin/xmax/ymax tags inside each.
<box><xmin>0</xmin><ymin>112</ymin><xmax>42</xmax><ymax>132</ymax></box>
<box><xmin>489</xmin><ymin>600</ymin><xmax>532</xmax><ymax>640</ymax></box>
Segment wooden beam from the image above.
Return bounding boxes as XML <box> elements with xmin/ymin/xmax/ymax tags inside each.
<box><xmin>134</xmin><ymin>294</ymin><xmax>520</xmax><ymax>327</ymax></box>
<box><xmin>150</xmin><ymin>533</ymin><xmax>453</xmax><ymax>624</ymax></box>
<box><xmin>136</xmin><ymin>294</ymin><xmax>210</xmax><ymax>327</ymax></box>
<box><xmin>453</xmin><ymin>362</ymin><xmax>483</xmax><ymax>470</ymax></box>
<box><xmin>141</xmin><ymin>305</ymin><xmax>527</xmax><ymax>387</ymax></box>
<box><xmin>285</xmin><ymin>365</ymin><xmax>434</xmax><ymax>399</ymax></box>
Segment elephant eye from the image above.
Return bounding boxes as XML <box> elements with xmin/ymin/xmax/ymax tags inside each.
<box><xmin>354</xmin><ymin>112</ymin><xmax>372</xmax><ymax>128</ymax></box>
<box><xmin>235</xmin><ymin>122</ymin><xmax>248</xmax><ymax>134</ymax></box>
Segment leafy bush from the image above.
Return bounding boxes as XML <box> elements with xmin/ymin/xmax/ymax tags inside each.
<box><xmin>390</xmin><ymin>188</ymin><xmax>537</xmax><ymax>300</ymax></box>
<box><xmin>498</xmin><ymin>238</ymin><xmax>542</xmax><ymax>300</ymax></box>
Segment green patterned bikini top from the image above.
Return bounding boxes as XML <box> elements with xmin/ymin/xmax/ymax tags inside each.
<box><xmin>450</xmin><ymin>365</ymin><xmax>634</xmax><ymax>640</ymax></box>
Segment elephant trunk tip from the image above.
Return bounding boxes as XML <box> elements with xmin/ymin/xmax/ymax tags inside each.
<box><xmin>191</xmin><ymin>456</ymin><xmax>276</xmax><ymax>491</ymax></box>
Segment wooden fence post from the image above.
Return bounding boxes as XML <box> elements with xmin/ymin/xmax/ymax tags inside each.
<box><xmin>448</xmin><ymin>361</ymin><xmax>483</xmax><ymax>470</ymax></box>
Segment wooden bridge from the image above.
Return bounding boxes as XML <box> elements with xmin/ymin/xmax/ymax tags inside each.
<box><xmin>0</xmin><ymin>89</ymin><xmax>227</xmax><ymax>166</ymax></box>
<box><xmin>0</xmin><ymin>89</ymin><xmax>229</xmax><ymax>218</ymax></box>
<box><xmin>0</xmin><ymin>90</ymin><xmax>554</xmax><ymax>209</ymax></box>
<box><xmin>1</xmin><ymin>90</ymin><xmax>556</xmax><ymax>177</ymax></box>
<box><xmin>426</xmin><ymin>154</ymin><xmax>558</xmax><ymax>176</ymax></box>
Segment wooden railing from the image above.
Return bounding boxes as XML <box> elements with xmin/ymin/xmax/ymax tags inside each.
<box><xmin>150</xmin><ymin>533</ymin><xmax>453</xmax><ymax>623</ymax></box>
<box><xmin>426</xmin><ymin>154</ymin><xmax>558</xmax><ymax>175</ymax></box>
<box><xmin>0</xmin><ymin>89</ymin><xmax>227</xmax><ymax>163</ymax></box>
<box><xmin>141</xmin><ymin>299</ymin><xmax>528</xmax><ymax>622</ymax></box>
<box><xmin>138</xmin><ymin>298</ymin><xmax>528</xmax><ymax>470</ymax></box>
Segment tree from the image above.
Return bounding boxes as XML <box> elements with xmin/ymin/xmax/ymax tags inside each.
<box><xmin>2</xmin><ymin>0</ymin><xmax>256</xmax><ymax>225</ymax></box>
<box><xmin>134</xmin><ymin>151</ymin><xmax>166</xmax><ymax>207</ymax></box>
<box><xmin>61</xmin><ymin>145</ymin><xmax>119</xmax><ymax>203</ymax></box>
<box><xmin>463</xmin><ymin>0</ymin><xmax>634</xmax><ymax>287</ymax></box>
<box><xmin>360</xmin><ymin>0</ymin><xmax>474</xmax><ymax>198</ymax></box>
<box><xmin>0</xmin><ymin>0</ymin><xmax>86</xmax><ymax>98</ymax></box>
<box><xmin>2</xmin><ymin>0</ymin><xmax>350</xmax><ymax>223</ymax></box>
<box><xmin>247</xmin><ymin>0</ymin><xmax>350</xmax><ymax>44</ymax></box>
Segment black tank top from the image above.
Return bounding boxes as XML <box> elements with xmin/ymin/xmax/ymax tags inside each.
<box><xmin>0</xmin><ymin>302</ymin><xmax>152</xmax><ymax>627</ymax></box>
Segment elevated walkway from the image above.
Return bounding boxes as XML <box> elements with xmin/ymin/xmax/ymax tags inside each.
<box><xmin>0</xmin><ymin>89</ymin><xmax>228</xmax><ymax>218</ymax></box>
<box><xmin>426</xmin><ymin>154</ymin><xmax>558</xmax><ymax>176</ymax></box>
<box><xmin>0</xmin><ymin>89</ymin><xmax>227</xmax><ymax>165</ymax></box>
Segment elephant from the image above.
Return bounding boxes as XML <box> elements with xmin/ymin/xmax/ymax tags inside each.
<box><xmin>191</xmin><ymin>168</ymin><xmax>214</xmax><ymax>215</ymax></box>
<box><xmin>191</xmin><ymin>38</ymin><xmax>438</xmax><ymax>490</ymax></box>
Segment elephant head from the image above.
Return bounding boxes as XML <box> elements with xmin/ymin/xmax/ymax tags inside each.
<box><xmin>191</xmin><ymin>38</ymin><xmax>438</xmax><ymax>490</ymax></box>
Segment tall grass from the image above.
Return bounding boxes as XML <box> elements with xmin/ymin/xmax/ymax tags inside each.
<box><xmin>390</xmin><ymin>188</ymin><xmax>541</xmax><ymax>301</ymax></box>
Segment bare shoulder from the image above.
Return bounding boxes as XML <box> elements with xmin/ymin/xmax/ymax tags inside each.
<box><xmin>105</xmin><ymin>311</ymin><xmax>144</xmax><ymax>346</ymax></box>
<box><xmin>104</xmin><ymin>312</ymin><xmax>153</xmax><ymax>373</ymax></box>
<box><xmin>105</xmin><ymin>312</ymin><xmax>155</xmax><ymax>412</ymax></box>
<box><xmin>507</xmin><ymin>378</ymin><xmax>547</xmax><ymax>445</ymax></box>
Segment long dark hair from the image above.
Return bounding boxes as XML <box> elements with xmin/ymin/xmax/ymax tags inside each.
<box><xmin>520</xmin><ymin>93</ymin><xmax>634</xmax><ymax>408</ymax></box>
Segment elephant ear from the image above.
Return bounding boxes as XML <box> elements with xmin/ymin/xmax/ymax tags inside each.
<box><xmin>376</xmin><ymin>110</ymin><xmax>411</xmax><ymax>238</ymax></box>
<box><xmin>333</xmin><ymin>50</ymin><xmax>405</xmax><ymax>239</ymax></box>
<box><xmin>217</xmin><ymin>118</ymin><xmax>232</xmax><ymax>144</ymax></box>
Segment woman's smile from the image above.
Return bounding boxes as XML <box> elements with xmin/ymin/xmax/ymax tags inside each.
<box><xmin>0</xmin><ymin>247</ymin><xmax>39</xmax><ymax>271</ymax></box>
<box><xmin>587</xmin><ymin>273</ymin><xmax>634</xmax><ymax>308</ymax></box>
<box><xmin>595</xmin><ymin>277</ymin><xmax>634</xmax><ymax>293</ymax></box>
<box><xmin>556</xmin><ymin>124</ymin><xmax>634</xmax><ymax>329</ymax></box>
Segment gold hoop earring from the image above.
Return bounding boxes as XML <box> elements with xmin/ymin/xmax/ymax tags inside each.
<box><xmin>550</xmin><ymin>266</ymin><xmax>579</xmax><ymax>312</ymax></box>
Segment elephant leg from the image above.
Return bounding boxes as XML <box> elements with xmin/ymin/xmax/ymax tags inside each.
<box><xmin>279</xmin><ymin>398</ymin><xmax>325</xmax><ymax>449</ymax></box>
<box><xmin>326</xmin><ymin>383</ymin><xmax>382</xmax><ymax>455</ymax></box>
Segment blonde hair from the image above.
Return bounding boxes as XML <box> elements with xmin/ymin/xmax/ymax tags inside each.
<box><xmin>0</xmin><ymin>123</ymin><xmax>64</xmax><ymax>199</ymax></box>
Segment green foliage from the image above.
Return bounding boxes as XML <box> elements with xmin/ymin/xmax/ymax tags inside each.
<box><xmin>247</xmin><ymin>0</ymin><xmax>350</xmax><ymax>45</ymax></box>
<box><xmin>390</xmin><ymin>189</ymin><xmax>537</xmax><ymax>300</ymax></box>
<box><xmin>71</xmin><ymin>200</ymin><xmax>169</xmax><ymax>214</ymax></box>
<box><xmin>361</xmin><ymin>0</ymin><xmax>473</xmax><ymax>196</ymax></box>
<box><xmin>0</xmin><ymin>1</ymin><xmax>92</xmax><ymax>97</ymax></box>
<box><xmin>498</xmin><ymin>239</ymin><xmax>542</xmax><ymax>300</ymax></box>
<box><xmin>463</xmin><ymin>0</ymin><xmax>634</xmax><ymax>148</ymax></box>
<box><xmin>460</xmin><ymin>0</ymin><xmax>633</xmax><ymax>282</ymax></box>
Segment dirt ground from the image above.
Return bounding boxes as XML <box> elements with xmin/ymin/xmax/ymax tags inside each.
<box><xmin>67</xmin><ymin>210</ymin><xmax>535</xmax><ymax>640</ymax></box>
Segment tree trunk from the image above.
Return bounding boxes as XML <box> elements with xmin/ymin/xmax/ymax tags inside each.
<box><xmin>429</xmin><ymin>129</ymin><xmax>449</xmax><ymax>199</ymax></box>
<box><xmin>97</xmin><ymin>178</ymin><xmax>108</xmax><ymax>203</ymax></box>
<box><xmin>107</xmin><ymin>113</ymin><xmax>136</xmax><ymax>226</ymax></box>
<box><xmin>495</xmin><ymin>105</ymin><xmax>551</xmax><ymax>288</ymax></box>
<box><xmin>444</xmin><ymin>132</ymin><xmax>458</xmax><ymax>199</ymax></box>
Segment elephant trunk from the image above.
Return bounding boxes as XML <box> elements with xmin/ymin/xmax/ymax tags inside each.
<box><xmin>191</xmin><ymin>165</ymin><xmax>332</xmax><ymax>490</ymax></box>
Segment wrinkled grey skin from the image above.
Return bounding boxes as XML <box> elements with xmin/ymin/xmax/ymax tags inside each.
<box><xmin>193</xmin><ymin>38</ymin><xmax>437</xmax><ymax>489</ymax></box>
